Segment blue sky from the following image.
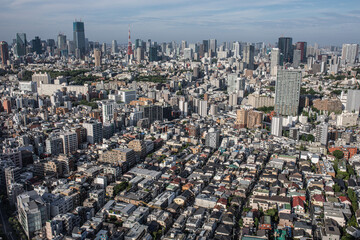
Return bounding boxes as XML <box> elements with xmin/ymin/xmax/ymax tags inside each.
<box><xmin>0</xmin><ymin>0</ymin><xmax>359</xmax><ymax>46</ymax></box>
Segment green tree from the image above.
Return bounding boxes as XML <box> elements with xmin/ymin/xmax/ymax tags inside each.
<box><xmin>347</xmin><ymin>188</ymin><xmax>358</xmax><ymax>211</ymax></box>
<box><xmin>333</xmin><ymin>150</ymin><xmax>344</xmax><ymax>160</ymax></box>
<box><xmin>254</xmin><ymin>217</ymin><xmax>259</xmax><ymax>228</ymax></box>
<box><xmin>347</xmin><ymin>165</ymin><xmax>355</xmax><ymax>176</ymax></box>
<box><xmin>113</xmin><ymin>181</ymin><xmax>128</xmax><ymax>196</ymax></box>
<box><xmin>347</xmin><ymin>215</ymin><xmax>358</xmax><ymax>227</ymax></box>
<box><xmin>333</xmin><ymin>183</ymin><xmax>341</xmax><ymax>193</ymax></box>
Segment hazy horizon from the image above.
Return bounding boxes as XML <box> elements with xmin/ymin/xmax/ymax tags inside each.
<box><xmin>1</xmin><ymin>0</ymin><xmax>359</xmax><ymax>46</ymax></box>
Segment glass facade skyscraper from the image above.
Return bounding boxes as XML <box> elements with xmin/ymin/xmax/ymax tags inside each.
<box><xmin>31</xmin><ymin>36</ymin><xmax>42</xmax><ymax>54</ymax></box>
<box><xmin>15</xmin><ymin>33</ymin><xmax>27</xmax><ymax>57</ymax></box>
<box><xmin>278</xmin><ymin>37</ymin><xmax>293</xmax><ymax>64</ymax></box>
<box><xmin>73</xmin><ymin>21</ymin><xmax>85</xmax><ymax>58</ymax></box>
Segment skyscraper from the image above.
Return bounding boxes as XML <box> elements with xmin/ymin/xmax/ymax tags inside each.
<box><xmin>233</xmin><ymin>41</ymin><xmax>240</xmax><ymax>58</ymax></box>
<box><xmin>274</xmin><ymin>69</ymin><xmax>301</xmax><ymax>116</ymax></box>
<box><xmin>243</xmin><ymin>45</ymin><xmax>255</xmax><ymax>70</ymax></box>
<box><xmin>181</xmin><ymin>40</ymin><xmax>187</xmax><ymax>51</ymax></box>
<box><xmin>111</xmin><ymin>40</ymin><xmax>118</xmax><ymax>54</ymax></box>
<box><xmin>136</xmin><ymin>47</ymin><xmax>144</xmax><ymax>62</ymax></box>
<box><xmin>270</xmin><ymin>48</ymin><xmax>280</xmax><ymax>77</ymax></box>
<box><xmin>101</xmin><ymin>43</ymin><xmax>106</xmax><ymax>54</ymax></box>
<box><xmin>293</xmin><ymin>49</ymin><xmax>301</xmax><ymax>68</ymax></box>
<box><xmin>73</xmin><ymin>21</ymin><xmax>86</xmax><ymax>58</ymax></box>
<box><xmin>134</xmin><ymin>39</ymin><xmax>141</xmax><ymax>50</ymax></box>
<box><xmin>15</xmin><ymin>33</ymin><xmax>27</xmax><ymax>57</ymax></box>
<box><xmin>149</xmin><ymin>46</ymin><xmax>158</xmax><ymax>62</ymax></box>
<box><xmin>295</xmin><ymin>42</ymin><xmax>307</xmax><ymax>63</ymax></box>
<box><xmin>209</xmin><ymin>39</ymin><xmax>217</xmax><ymax>55</ymax></box>
<box><xmin>203</xmin><ymin>40</ymin><xmax>209</xmax><ymax>54</ymax></box>
<box><xmin>31</xmin><ymin>36</ymin><xmax>42</xmax><ymax>54</ymax></box>
<box><xmin>341</xmin><ymin>44</ymin><xmax>359</xmax><ymax>64</ymax></box>
<box><xmin>0</xmin><ymin>41</ymin><xmax>9</xmax><ymax>66</ymax></box>
<box><xmin>57</xmin><ymin>34</ymin><xmax>67</xmax><ymax>54</ymax></box>
<box><xmin>278</xmin><ymin>37</ymin><xmax>293</xmax><ymax>63</ymax></box>
<box><xmin>94</xmin><ymin>49</ymin><xmax>101</xmax><ymax>67</ymax></box>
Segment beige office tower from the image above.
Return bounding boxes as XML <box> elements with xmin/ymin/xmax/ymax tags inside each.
<box><xmin>94</xmin><ymin>49</ymin><xmax>101</xmax><ymax>67</ymax></box>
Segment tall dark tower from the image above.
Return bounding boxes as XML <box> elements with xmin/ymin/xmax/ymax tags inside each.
<box><xmin>73</xmin><ymin>21</ymin><xmax>85</xmax><ymax>58</ymax></box>
<box><xmin>15</xmin><ymin>33</ymin><xmax>27</xmax><ymax>57</ymax></box>
<box><xmin>31</xmin><ymin>36</ymin><xmax>42</xmax><ymax>54</ymax></box>
<box><xmin>0</xmin><ymin>41</ymin><xmax>9</xmax><ymax>66</ymax></box>
<box><xmin>278</xmin><ymin>37</ymin><xmax>293</xmax><ymax>64</ymax></box>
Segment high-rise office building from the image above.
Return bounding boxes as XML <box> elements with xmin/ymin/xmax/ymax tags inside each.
<box><xmin>57</xmin><ymin>34</ymin><xmax>67</xmax><ymax>50</ymax></box>
<box><xmin>271</xmin><ymin>116</ymin><xmax>283</xmax><ymax>137</ymax></box>
<box><xmin>233</xmin><ymin>41</ymin><xmax>240</xmax><ymax>58</ymax></box>
<box><xmin>295</xmin><ymin>42</ymin><xmax>307</xmax><ymax>63</ymax></box>
<box><xmin>47</xmin><ymin>39</ymin><xmax>55</xmax><ymax>53</ymax></box>
<box><xmin>101</xmin><ymin>43</ymin><xmax>106</xmax><ymax>54</ymax></box>
<box><xmin>278</xmin><ymin>37</ymin><xmax>293</xmax><ymax>63</ymax></box>
<box><xmin>67</xmin><ymin>40</ymin><xmax>75</xmax><ymax>55</ymax></box>
<box><xmin>134</xmin><ymin>39</ymin><xmax>141</xmax><ymax>50</ymax></box>
<box><xmin>315</xmin><ymin>122</ymin><xmax>328</xmax><ymax>146</ymax></box>
<box><xmin>341</xmin><ymin>44</ymin><xmax>359</xmax><ymax>64</ymax></box>
<box><xmin>209</xmin><ymin>39</ymin><xmax>217</xmax><ymax>55</ymax></box>
<box><xmin>203</xmin><ymin>40</ymin><xmax>209</xmax><ymax>53</ymax></box>
<box><xmin>274</xmin><ymin>69</ymin><xmax>301</xmax><ymax>116</ymax></box>
<box><xmin>94</xmin><ymin>49</ymin><xmax>101</xmax><ymax>67</ymax></box>
<box><xmin>243</xmin><ymin>45</ymin><xmax>255</xmax><ymax>70</ymax></box>
<box><xmin>183</xmin><ymin>48</ymin><xmax>193</xmax><ymax>60</ymax></box>
<box><xmin>149</xmin><ymin>46</ymin><xmax>157</xmax><ymax>62</ymax></box>
<box><xmin>270</xmin><ymin>48</ymin><xmax>280</xmax><ymax>77</ymax></box>
<box><xmin>346</xmin><ymin>90</ymin><xmax>360</xmax><ymax>112</ymax></box>
<box><xmin>136</xmin><ymin>47</ymin><xmax>144</xmax><ymax>62</ymax></box>
<box><xmin>31</xmin><ymin>36</ymin><xmax>42</xmax><ymax>54</ymax></box>
<box><xmin>293</xmin><ymin>49</ymin><xmax>301</xmax><ymax>68</ymax></box>
<box><xmin>0</xmin><ymin>41</ymin><xmax>9</xmax><ymax>66</ymax></box>
<box><xmin>73</xmin><ymin>21</ymin><xmax>86</xmax><ymax>58</ymax></box>
<box><xmin>181</xmin><ymin>40</ymin><xmax>187</xmax><ymax>51</ymax></box>
<box><xmin>111</xmin><ymin>40</ymin><xmax>118</xmax><ymax>54</ymax></box>
<box><xmin>15</xmin><ymin>33</ymin><xmax>27</xmax><ymax>57</ymax></box>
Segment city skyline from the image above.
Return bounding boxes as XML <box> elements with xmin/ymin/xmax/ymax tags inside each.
<box><xmin>0</xmin><ymin>0</ymin><xmax>359</xmax><ymax>45</ymax></box>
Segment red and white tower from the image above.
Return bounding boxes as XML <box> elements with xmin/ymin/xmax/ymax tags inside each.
<box><xmin>127</xmin><ymin>25</ymin><xmax>133</xmax><ymax>56</ymax></box>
